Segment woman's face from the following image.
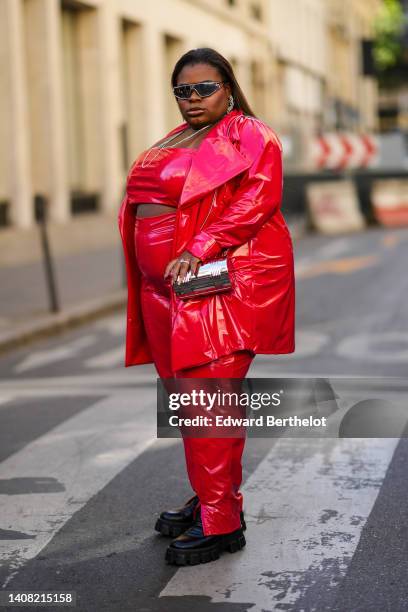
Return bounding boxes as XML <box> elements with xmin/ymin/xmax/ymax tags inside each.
<box><xmin>175</xmin><ymin>63</ymin><xmax>232</xmax><ymax>129</ymax></box>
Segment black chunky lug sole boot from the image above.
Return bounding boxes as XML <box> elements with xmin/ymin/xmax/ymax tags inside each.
<box><xmin>155</xmin><ymin>494</ymin><xmax>246</xmax><ymax>537</ymax></box>
<box><xmin>155</xmin><ymin>495</ymin><xmax>199</xmax><ymax>538</ymax></box>
<box><xmin>165</xmin><ymin>514</ymin><xmax>246</xmax><ymax>566</ymax></box>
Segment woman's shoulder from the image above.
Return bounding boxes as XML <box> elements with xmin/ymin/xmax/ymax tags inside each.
<box><xmin>225</xmin><ymin>112</ymin><xmax>282</xmax><ymax>154</ymax></box>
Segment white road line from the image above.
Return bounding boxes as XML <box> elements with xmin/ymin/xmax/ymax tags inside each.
<box><xmin>313</xmin><ymin>238</ymin><xmax>351</xmax><ymax>259</ymax></box>
<box><xmin>92</xmin><ymin>317</ymin><xmax>125</xmax><ymax>336</ymax></box>
<box><xmin>159</xmin><ymin>437</ymin><xmax>398</xmax><ymax>611</ymax></box>
<box><xmin>0</xmin><ymin>394</ymin><xmax>14</xmax><ymax>411</ymax></box>
<box><xmin>14</xmin><ymin>336</ymin><xmax>96</xmax><ymax>373</ymax></box>
<box><xmin>257</xmin><ymin>330</ymin><xmax>329</xmax><ymax>359</ymax></box>
<box><xmin>84</xmin><ymin>347</ymin><xmax>125</xmax><ymax>369</ymax></box>
<box><xmin>0</xmin><ymin>370</ymin><xmax>157</xmax><ymax>396</ymax></box>
<box><xmin>295</xmin><ymin>238</ymin><xmax>352</xmax><ymax>272</ymax></box>
<box><xmin>337</xmin><ymin>332</ymin><xmax>408</xmax><ymax>363</ymax></box>
<box><xmin>0</xmin><ymin>394</ymin><xmax>161</xmax><ymax>588</ymax></box>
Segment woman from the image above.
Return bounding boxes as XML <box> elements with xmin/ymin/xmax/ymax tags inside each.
<box><xmin>118</xmin><ymin>48</ymin><xmax>295</xmax><ymax>566</ymax></box>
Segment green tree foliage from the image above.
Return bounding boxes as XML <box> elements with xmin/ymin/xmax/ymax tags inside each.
<box><xmin>374</xmin><ymin>0</ymin><xmax>404</xmax><ymax>69</ymax></box>
<box><xmin>373</xmin><ymin>0</ymin><xmax>407</xmax><ymax>86</ymax></box>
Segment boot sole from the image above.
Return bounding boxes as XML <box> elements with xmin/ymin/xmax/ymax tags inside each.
<box><xmin>155</xmin><ymin>514</ymin><xmax>246</xmax><ymax>538</ymax></box>
<box><xmin>165</xmin><ymin>529</ymin><xmax>246</xmax><ymax>566</ymax></box>
<box><xmin>154</xmin><ymin>518</ymin><xmax>191</xmax><ymax>538</ymax></box>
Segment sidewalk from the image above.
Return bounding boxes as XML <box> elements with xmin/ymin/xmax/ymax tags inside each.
<box><xmin>0</xmin><ymin>213</ymin><xmax>306</xmax><ymax>354</ymax></box>
<box><xmin>0</xmin><ymin>211</ymin><xmax>126</xmax><ymax>354</ymax></box>
<box><xmin>0</xmin><ymin>242</ymin><xmax>125</xmax><ymax>327</ymax></box>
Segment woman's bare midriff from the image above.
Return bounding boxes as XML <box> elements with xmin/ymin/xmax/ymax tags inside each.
<box><xmin>136</xmin><ymin>203</ymin><xmax>176</xmax><ymax>218</ymax></box>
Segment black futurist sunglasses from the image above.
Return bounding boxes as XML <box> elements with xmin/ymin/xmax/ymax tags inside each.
<box><xmin>173</xmin><ymin>80</ymin><xmax>227</xmax><ymax>100</ymax></box>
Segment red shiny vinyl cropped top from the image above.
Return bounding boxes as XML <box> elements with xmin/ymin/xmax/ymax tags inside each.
<box><xmin>126</xmin><ymin>147</ymin><xmax>196</xmax><ymax>208</ymax></box>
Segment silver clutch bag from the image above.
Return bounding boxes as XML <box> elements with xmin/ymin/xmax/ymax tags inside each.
<box><xmin>173</xmin><ymin>256</ymin><xmax>232</xmax><ymax>299</ymax></box>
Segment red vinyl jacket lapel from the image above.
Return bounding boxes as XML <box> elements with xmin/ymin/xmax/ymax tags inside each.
<box><xmin>180</xmin><ymin>134</ymin><xmax>252</xmax><ymax>207</ymax></box>
<box><xmin>159</xmin><ymin>110</ymin><xmax>253</xmax><ymax>208</ymax></box>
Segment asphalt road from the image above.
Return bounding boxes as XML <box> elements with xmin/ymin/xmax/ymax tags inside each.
<box><xmin>0</xmin><ymin>225</ymin><xmax>407</xmax><ymax>611</ymax></box>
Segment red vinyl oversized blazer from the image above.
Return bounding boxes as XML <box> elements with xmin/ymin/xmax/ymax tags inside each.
<box><xmin>118</xmin><ymin>109</ymin><xmax>295</xmax><ymax>372</ymax></box>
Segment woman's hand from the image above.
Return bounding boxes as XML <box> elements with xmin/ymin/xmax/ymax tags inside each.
<box><xmin>164</xmin><ymin>250</ymin><xmax>202</xmax><ymax>284</ymax></box>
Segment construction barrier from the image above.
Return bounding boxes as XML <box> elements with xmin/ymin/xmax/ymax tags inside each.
<box><xmin>371</xmin><ymin>179</ymin><xmax>408</xmax><ymax>227</ymax></box>
<box><xmin>310</xmin><ymin>133</ymin><xmax>379</xmax><ymax>170</ymax></box>
<box><xmin>306</xmin><ymin>179</ymin><xmax>366</xmax><ymax>235</ymax></box>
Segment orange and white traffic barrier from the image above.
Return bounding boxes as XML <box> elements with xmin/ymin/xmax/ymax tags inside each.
<box><xmin>311</xmin><ymin>133</ymin><xmax>379</xmax><ymax>170</ymax></box>
<box><xmin>371</xmin><ymin>179</ymin><xmax>408</xmax><ymax>227</ymax></box>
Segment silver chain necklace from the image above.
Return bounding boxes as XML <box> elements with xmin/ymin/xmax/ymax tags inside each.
<box><xmin>141</xmin><ymin>122</ymin><xmax>213</xmax><ymax>168</ymax></box>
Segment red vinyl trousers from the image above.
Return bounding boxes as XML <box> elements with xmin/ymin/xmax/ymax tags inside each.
<box><xmin>134</xmin><ymin>211</ymin><xmax>254</xmax><ymax>535</ymax></box>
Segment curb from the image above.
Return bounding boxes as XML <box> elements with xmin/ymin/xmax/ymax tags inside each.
<box><xmin>0</xmin><ymin>290</ymin><xmax>127</xmax><ymax>355</ymax></box>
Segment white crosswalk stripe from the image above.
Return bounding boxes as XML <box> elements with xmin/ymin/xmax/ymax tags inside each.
<box><xmin>84</xmin><ymin>347</ymin><xmax>125</xmax><ymax>369</ymax></box>
<box><xmin>14</xmin><ymin>336</ymin><xmax>96</xmax><ymax>373</ymax></box>
<box><xmin>91</xmin><ymin>316</ymin><xmax>126</xmax><ymax>336</ymax></box>
<box><xmin>159</xmin><ymin>437</ymin><xmax>399</xmax><ymax>611</ymax></box>
<box><xmin>0</xmin><ymin>391</ymin><xmax>171</xmax><ymax>589</ymax></box>
<box><xmin>0</xmin><ymin>370</ymin><xmax>156</xmax><ymax>397</ymax></box>
<box><xmin>0</xmin><ymin>394</ymin><xmax>14</xmax><ymax>408</ymax></box>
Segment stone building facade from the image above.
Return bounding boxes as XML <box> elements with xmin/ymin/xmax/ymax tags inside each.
<box><xmin>0</xmin><ymin>0</ymin><xmax>381</xmax><ymax>230</ymax></box>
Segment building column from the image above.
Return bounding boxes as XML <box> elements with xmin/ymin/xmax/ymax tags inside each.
<box><xmin>141</xmin><ymin>24</ymin><xmax>167</xmax><ymax>146</ymax></box>
<box><xmin>228</xmin><ymin>55</ymin><xmax>252</xmax><ymax>113</ymax></box>
<box><xmin>120</xmin><ymin>21</ymin><xmax>145</xmax><ymax>171</ymax></box>
<box><xmin>264</xmin><ymin>45</ymin><xmax>279</xmax><ymax>126</ymax></box>
<box><xmin>163</xmin><ymin>35</ymin><xmax>184</xmax><ymax>133</ymax></box>
<box><xmin>97</xmin><ymin>2</ymin><xmax>123</xmax><ymax>212</ymax></box>
<box><xmin>24</xmin><ymin>0</ymin><xmax>69</xmax><ymax>224</ymax></box>
<box><xmin>1</xmin><ymin>0</ymin><xmax>33</xmax><ymax>228</ymax></box>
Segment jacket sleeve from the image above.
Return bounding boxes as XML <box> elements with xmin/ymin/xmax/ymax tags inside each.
<box><xmin>184</xmin><ymin>118</ymin><xmax>283</xmax><ymax>261</ymax></box>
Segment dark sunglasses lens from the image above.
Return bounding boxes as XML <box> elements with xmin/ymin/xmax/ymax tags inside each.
<box><xmin>173</xmin><ymin>82</ymin><xmax>221</xmax><ymax>99</ymax></box>
<box><xmin>194</xmin><ymin>82</ymin><xmax>219</xmax><ymax>97</ymax></box>
<box><xmin>173</xmin><ymin>85</ymin><xmax>192</xmax><ymax>99</ymax></box>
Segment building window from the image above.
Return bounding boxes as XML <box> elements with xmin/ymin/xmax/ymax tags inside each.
<box><xmin>229</xmin><ymin>57</ymin><xmax>238</xmax><ymax>73</ymax></box>
<box><xmin>164</xmin><ymin>34</ymin><xmax>183</xmax><ymax>132</ymax></box>
<box><xmin>61</xmin><ymin>3</ymin><xmax>100</xmax><ymax>212</ymax></box>
<box><xmin>249</xmin><ymin>2</ymin><xmax>262</xmax><ymax>21</ymax></box>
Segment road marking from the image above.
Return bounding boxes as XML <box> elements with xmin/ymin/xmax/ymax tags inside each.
<box><xmin>160</xmin><ymin>437</ymin><xmax>398</xmax><ymax>611</ymax></box>
<box><xmin>85</xmin><ymin>347</ymin><xmax>124</xmax><ymax>369</ymax></box>
<box><xmin>337</xmin><ymin>332</ymin><xmax>408</xmax><ymax>363</ymax></box>
<box><xmin>0</xmin><ymin>394</ymin><xmax>159</xmax><ymax>588</ymax></box>
<box><xmin>251</xmin><ymin>331</ymin><xmax>329</xmax><ymax>363</ymax></box>
<box><xmin>92</xmin><ymin>317</ymin><xmax>125</xmax><ymax>336</ymax></box>
<box><xmin>0</xmin><ymin>394</ymin><xmax>14</xmax><ymax>410</ymax></box>
<box><xmin>296</xmin><ymin>238</ymin><xmax>352</xmax><ymax>270</ymax></box>
<box><xmin>0</xmin><ymin>370</ymin><xmax>157</xmax><ymax>397</ymax></box>
<box><xmin>14</xmin><ymin>336</ymin><xmax>96</xmax><ymax>373</ymax></box>
<box><xmin>297</xmin><ymin>255</ymin><xmax>378</xmax><ymax>279</ymax></box>
<box><xmin>381</xmin><ymin>232</ymin><xmax>408</xmax><ymax>248</ymax></box>
<box><xmin>283</xmin><ymin>330</ymin><xmax>329</xmax><ymax>358</ymax></box>
<box><xmin>311</xmin><ymin>238</ymin><xmax>351</xmax><ymax>259</ymax></box>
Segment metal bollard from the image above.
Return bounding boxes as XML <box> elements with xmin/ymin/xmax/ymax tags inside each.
<box><xmin>34</xmin><ymin>195</ymin><xmax>60</xmax><ymax>313</ymax></box>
